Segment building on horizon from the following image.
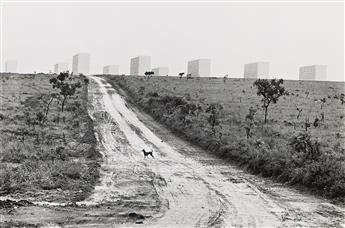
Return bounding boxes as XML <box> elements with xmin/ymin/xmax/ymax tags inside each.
<box><xmin>187</xmin><ymin>59</ymin><xmax>211</xmax><ymax>77</ymax></box>
<box><xmin>244</xmin><ymin>62</ymin><xmax>269</xmax><ymax>79</ymax></box>
<box><xmin>5</xmin><ymin>60</ymin><xmax>17</xmax><ymax>73</ymax></box>
<box><xmin>299</xmin><ymin>65</ymin><xmax>327</xmax><ymax>81</ymax></box>
<box><xmin>152</xmin><ymin>67</ymin><xmax>169</xmax><ymax>76</ymax></box>
<box><xmin>72</xmin><ymin>53</ymin><xmax>90</xmax><ymax>75</ymax></box>
<box><xmin>130</xmin><ymin>56</ymin><xmax>151</xmax><ymax>75</ymax></box>
<box><xmin>103</xmin><ymin>65</ymin><xmax>119</xmax><ymax>75</ymax></box>
<box><xmin>54</xmin><ymin>63</ymin><xmax>68</xmax><ymax>74</ymax></box>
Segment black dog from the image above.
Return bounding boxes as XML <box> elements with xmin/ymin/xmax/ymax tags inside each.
<box><xmin>142</xmin><ymin>149</ymin><xmax>154</xmax><ymax>158</ymax></box>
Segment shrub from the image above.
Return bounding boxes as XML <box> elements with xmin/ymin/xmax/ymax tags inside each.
<box><xmin>289</xmin><ymin>132</ymin><xmax>321</xmax><ymax>161</ymax></box>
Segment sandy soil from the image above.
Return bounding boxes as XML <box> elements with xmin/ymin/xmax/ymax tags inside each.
<box><xmin>1</xmin><ymin>76</ymin><xmax>344</xmax><ymax>227</ymax></box>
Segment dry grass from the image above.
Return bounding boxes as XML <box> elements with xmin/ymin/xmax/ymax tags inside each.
<box><xmin>0</xmin><ymin>73</ymin><xmax>101</xmax><ymax>202</ymax></box>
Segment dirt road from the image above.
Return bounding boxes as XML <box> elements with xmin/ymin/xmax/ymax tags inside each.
<box><xmin>86</xmin><ymin>76</ymin><xmax>345</xmax><ymax>227</ymax></box>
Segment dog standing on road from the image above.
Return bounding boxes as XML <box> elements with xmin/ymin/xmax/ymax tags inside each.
<box><xmin>142</xmin><ymin>149</ymin><xmax>154</xmax><ymax>158</ymax></box>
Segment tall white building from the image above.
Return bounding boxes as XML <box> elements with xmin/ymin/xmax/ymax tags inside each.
<box><xmin>54</xmin><ymin>63</ymin><xmax>68</xmax><ymax>74</ymax></box>
<box><xmin>5</xmin><ymin>60</ymin><xmax>17</xmax><ymax>73</ymax></box>
<box><xmin>130</xmin><ymin>56</ymin><xmax>151</xmax><ymax>75</ymax></box>
<box><xmin>244</xmin><ymin>62</ymin><xmax>269</xmax><ymax>79</ymax></box>
<box><xmin>103</xmin><ymin>65</ymin><xmax>119</xmax><ymax>75</ymax></box>
<box><xmin>72</xmin><ymin>53</ymin><xmax>90</xmax><ymax>75</ymax></box>
<box><xmin>299</xmin><ymin>65</ymin><xmax>327</xmax><ymax>81</ymax></box>
<box><xmin>187</xmin><ymin>59</ymin><xmax>211</xmax><ymax>77</ymax></box>
<box><xmin>152</xmin><ymin>67</ymin><xmax>169</xmax><ymax>76</ymax></box>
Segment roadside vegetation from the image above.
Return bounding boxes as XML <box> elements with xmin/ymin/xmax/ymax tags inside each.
<box><xmin>106</xmin><ymin>75</ymin><xmax>345</xmax><ymax>199</ymax></box>
<box><xmin>0</xmin><ymin>73</ymin><xmax>100</xmax><ymax>203</ymax></box>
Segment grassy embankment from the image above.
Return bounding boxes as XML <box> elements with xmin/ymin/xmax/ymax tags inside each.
<box><xmin>0</xmin><ymin>73</ymin><xmax>101</xmax><ymax>202</ymax></box>
<box><xmin>106</xmin><ymin>75</ymin><xmax>345</xmax><ymax>199</ymax></box>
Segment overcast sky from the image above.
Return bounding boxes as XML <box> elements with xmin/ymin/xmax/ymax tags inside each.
<box><xmin>1</xmin><ymin>1</ymin><xmax>344</xmax><ymax>81</ymax></box>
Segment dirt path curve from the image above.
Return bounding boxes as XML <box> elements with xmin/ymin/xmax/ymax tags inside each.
<box><xmin>88</xmin><ymin>76</ymin><xmax>345</xmax><ymax>227</ymax></box>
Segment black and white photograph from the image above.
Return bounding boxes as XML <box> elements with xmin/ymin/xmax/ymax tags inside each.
<box><xmin>0</xmin><ymin>0</ymin><xmax>344</xmax><ymax>227</ymax></box>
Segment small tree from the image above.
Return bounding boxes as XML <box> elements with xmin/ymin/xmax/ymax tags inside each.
<box><xmin>144</xmin><ymin>71</ymin><xmax>154</xmax><ymax>80</ymax></box>
<box><xmin>253</xmin><ymin>78</ymin><xmax>287</xmax><ymax>123</ymax></box>
<box><xmin>186</xmin><ymin>73</ymin><xmax>193</xmax><ymax>80</ymax></box>
<box><xmin>178</xmin><ymin>72</ymin><xmax>185</xmax><ymax>79</ymax></box>
<box><xmin>49</xmin><ymin>72</ymin><xmax>82</xmax><ymax>112</ymax></box>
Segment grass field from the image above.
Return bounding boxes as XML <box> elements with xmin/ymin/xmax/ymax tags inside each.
<box><xmin>0</xmin><ymin>73</ymin><xmax>100</xmax><ymax>203</ymax></box>
<box><xmin>106</xmin><ymin>75</ymin><xmax>345</xmax><ymax>199</ymax></box>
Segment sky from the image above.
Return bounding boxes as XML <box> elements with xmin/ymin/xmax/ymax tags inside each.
<box><xmin>1</xmin><ymin>1</ymin><xmax>344</xmax><ymax>81</ymax></box>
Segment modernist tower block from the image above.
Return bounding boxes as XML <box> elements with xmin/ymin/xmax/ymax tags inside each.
<box><xmin>72</xmin><ymin>53</ymin><xmax>90</xmax><ymax>75</ymax></box>
<box><xmin>244</xmin><ymin>62</ymin><xmax>269</xmax><ymax>79</ymax></box>
<box><xmin>103</xmin><ymin>65</ymin><xmax>119</xmax><ymax>75</ymax></box>
<box><xmin>5</xmin><ymin>60</ymin><xmax>17</xmax><ymax>73</ymax></box>
<box><xmin>187</xmin><ymin>59</ymin><xmax>211</xmax><ymax>77</ymax></box>
<box><xmin>152</xmin><ymin>67</ymin><xmax>169</xmax><ymax>76</ymax></box>
<box><xmin>130</xmin><ymin>56</ymin><xmax>151</xmax><ymax>75</ymax></box>
<box><xmin>299</xmin><ymin>65</ymin><xmax>327</xmax><ymax>81</ymax></box>
<box><xmin>54</xmin><ymin>63</ymin><xmax>68</xmax><ymax>74</ymax></box>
